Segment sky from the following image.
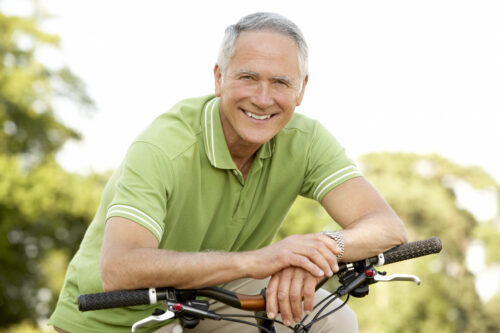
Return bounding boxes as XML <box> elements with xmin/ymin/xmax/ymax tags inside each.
<box><xmin>2</xmin><ymin>0</ymin><xmax>500</xmax><ymax>301</ymax></box>
<box><xmin>3</xmin><ymin>0</ymin><xmax>498</xmax><ymax>184</ymax></box>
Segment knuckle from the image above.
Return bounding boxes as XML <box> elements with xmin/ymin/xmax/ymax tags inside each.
<box><xmin>292</xmin><ymin>255</ymin><xmax>304</xmax><ymax>265</ymax></box>
<box><xmin>309</xmin><ymin>248</ymin><xmax>321</xmax><ymax>259</ymax></box>
<box><xmin>277</xmin><ymin>291</ymin><xmax>289</xmax><ymax>301</ymax></box>
<box><xmin>303</xmin><ymin>290</ymin><xmax>314</xmax><ymax>299</ymax></box>
<box><xmin>289</xmin><ymin>291</ymin><xmax>301</xmax><ymax>301</ymax></box>
<box><xmin>281</xmin><ymin>248</ymin><xmax>292</xmax><ymax>257</ymax></box>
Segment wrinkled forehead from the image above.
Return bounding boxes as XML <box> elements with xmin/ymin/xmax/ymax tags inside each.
<box><xmin>231</xmin><ymin>30</ymin><xmax>301</xmax><ymax>71</ymax></box>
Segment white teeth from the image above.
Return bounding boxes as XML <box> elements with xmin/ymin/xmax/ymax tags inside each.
<box><xmin>244</xmin><ymin>111</ymin><xmax>271</xmax><ymax>120</ymax></box>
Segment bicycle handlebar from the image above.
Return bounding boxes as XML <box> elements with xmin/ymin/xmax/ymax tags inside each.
<box><xmin>78</xmin><ymin>237</ymin><xmax>442</xmax><ymax>312</ymax></box>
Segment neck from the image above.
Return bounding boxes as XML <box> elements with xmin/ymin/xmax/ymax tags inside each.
<box><xmin>233</xmin><ymin>153</ymin><xmax>255</xmax><ymax>179</ymax></box>
<box><xmin>227</xmin><ymin>141</ymin><xmax>259</xmax><ymax>179</ymax></box>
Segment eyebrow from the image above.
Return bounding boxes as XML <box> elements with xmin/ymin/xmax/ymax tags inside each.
<box><xmin>234</xmin><ymin>70</ymin><xmax>293</xmax><ymax>84</ymax></box>
<box><xmin>234</xmin><ymin>69</ymin><xmax>259</xmax><ymax>77</ymax></box>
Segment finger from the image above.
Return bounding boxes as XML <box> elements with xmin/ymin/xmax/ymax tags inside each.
<box><xmin>277</xmin><ymin>268</ymin><xmax>294</xmax><ymax>326</ymax></box>
<box><xmin>302</xmin><ymin>273</ymin><xmax>317</xmax><ymax>315</ymax></box>
<box><xmin>293</xmin><ymin>244</ymin><xmax>333</xmax><ymax>277</ymax></box>
<box><xmin>289</xmin><ymin>269</ymin><xmax>305</xmax><ymax>323</ymax></box>
<box><xmin>316</xmin><ymin>233</ymin><xmax>342</xmax><ymax>256</ymax></box>
<box><xmin>288</xmin><ymin>254</ymin><xmax>325</xmax><ymax>278</ymax></box>
<box><xmin>272</xmin><ymin>235</ymin><xmax>334</xmax><ymax>277</ymax></box>
<box><xmin>285</xmin><ymin>235</ymin><xmax>337</xmax><ymax>275</ymax></box>
<box><xmin>266</xmin><ymin>274</ymin><xmax>280</xmax><ymax>320</ymax></box>
<box><xmin>310</xmin><ymin>238</ymin><xmax>339</xmax><ymax>274</ymax></box>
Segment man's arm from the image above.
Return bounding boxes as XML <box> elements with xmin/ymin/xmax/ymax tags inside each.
<box><xmin>321</xmin><ymin>176</ymin><xmax>408</xmax><ymax>260</ymax></box>
<box><xmin>266</xmin><ymin>176</ymin><xmax>408</xmax><ymax>324</ymax></box>
<box><xmin>100</xmin><ymin>217</ymin><xmax>340</xmax><ymax>291</ymax></box>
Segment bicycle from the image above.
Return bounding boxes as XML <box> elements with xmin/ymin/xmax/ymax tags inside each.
<box><xmin>78</xmin><ymin>236</ymin><xmax>442</xmax><ymax>333</ymax></box>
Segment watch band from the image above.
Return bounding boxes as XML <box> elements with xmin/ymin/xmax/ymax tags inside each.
<box><xmin>322</xmin><ymin>231</ymin><xmax>344</xmax><ymax>260</ymax></box>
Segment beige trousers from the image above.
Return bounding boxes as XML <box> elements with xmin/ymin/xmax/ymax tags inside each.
<box><xmin>155</xmin><ymin>278</ymin><xmax>358</xmax><ymax>333</ymax></box>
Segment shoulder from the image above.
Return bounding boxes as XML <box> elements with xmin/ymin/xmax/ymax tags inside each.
<box><xmin>134</xmin><ymin>95</ymin><xmax>215</xmax><ymax>159</ymax></box>
<box><xmin>282</xmin><ymin>112</ymin><xmax>320</xmax><ymax>134</ymax></box>
<box><xmin>281</xmin><ymin>113</ymin><xmax>343</xmax><ymax>147</ymax></box>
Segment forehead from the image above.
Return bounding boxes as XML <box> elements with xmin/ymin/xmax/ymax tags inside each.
<box><xmin>229</xmin><ymin>30</ymin><xmax>301</xmax><ymax>77</ymax></box>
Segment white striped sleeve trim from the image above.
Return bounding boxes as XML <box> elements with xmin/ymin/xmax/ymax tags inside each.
<box><xmin>313</xmin><ymin>166</ymin><xmax>362</xmax><ymax>201</ymax></box>
<box><xmin>107</xmin><ymin>205</ymin><xmax>163</xmax><ymax>241</ymax></box>
<box><xmin>209</xmin><ymin>100</ymin><xmax>217</xmax><ymax>165</ymax></box>
<box><xmin>203</xmin><ymin>98</ymin><xmax>217</xmax><ymax>166</ymax></box>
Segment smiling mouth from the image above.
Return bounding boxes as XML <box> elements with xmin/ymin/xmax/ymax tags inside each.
<box><xmin>241</xmin><ymin>109</ymin><xmax>273</xmax><ymax>120</ymax></box>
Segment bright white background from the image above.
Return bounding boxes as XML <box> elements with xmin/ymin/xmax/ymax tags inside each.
<box><xmin>4</xmin><ymin>0</ymin><xmax>498</xmax><ymax>183</ymax></box>
<box><xmin>2</xmin><ymin>0</ymin><xmax>500</xmax><ymax>301</ymax></box>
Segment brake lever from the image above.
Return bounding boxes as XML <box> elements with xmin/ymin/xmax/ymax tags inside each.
<box><xmin>131</xmin><ymin>309</ymin><xmax>175</xmax><ymax>332</ymax></box>
<box><xmin>373</xmin><ymin>272</ymin><xmax>421</xmax><ymax>285</ymax></box>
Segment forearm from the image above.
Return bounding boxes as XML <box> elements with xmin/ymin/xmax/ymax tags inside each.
<box><xmin>321</xmin><ymin>177</ymin><xmax>408</xmax><ymax>262</ymax></box>
<box><xmin>101</xmin><ymin>247</ymin><xmax>249</xmax><ymax>291</ymax></box>
<box><xmin>101</xmin><ymin>217</ymin><xmax>341</xmax><ymax>292</ymax></box>
<box><xmin>101</xmin><ymin>217</ymin><xmax>252</xmax><ymax>291</ymax></box>
<box><xmin>338</xmin><ymin>212</ymin><xmax>407</xmax><ymax>262</ymax></box>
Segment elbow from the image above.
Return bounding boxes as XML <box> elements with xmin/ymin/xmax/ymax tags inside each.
<box><xmin>100</xmin><ymin>265</ymin><xmax>117</xmax><ymax>292</ymax></box>
<box><xmin>394</xmin><ymin>216</ymin><xmax>408</xmax><ymax>245</ymax></box>
<box><xmin>101</xmin><ymin>272</ymin><xmax>117</xmax><ymax>292</ymax></box>
<box><xmin>100</xmin><ymin>253</ymin><xmax>124</xmax><ymax>292</ymax></box>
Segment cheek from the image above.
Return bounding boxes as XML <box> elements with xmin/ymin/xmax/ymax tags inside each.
<box><xmin>230</xmin><ymin>84</ymin><xmax>255</xmax><ymax>99</ymax></box>
<box><xmin>220</xmin><ymin>86</ymin><xmax>244</xmax><ymax>105</ymax></box>
<box><xmin>275</xmin><ymin>93</ymin><xmax>300</xmax><ymax>111</ymax></box>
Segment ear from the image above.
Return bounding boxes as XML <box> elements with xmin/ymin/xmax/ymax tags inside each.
<box><xmin>214</xmin><ymin>64</ymin><xmax>223</xmax><ymax>97</ymax></box>
<box><xmin>296</xmin><ymin>75</ymin><xmax>309</xmax><ymax>106</ymax></box>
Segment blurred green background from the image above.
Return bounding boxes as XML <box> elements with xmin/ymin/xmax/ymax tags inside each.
<box><xmin>1</xmin><ymin>4</ymin><xmax>500</xmax><ymax>333</ymax></box>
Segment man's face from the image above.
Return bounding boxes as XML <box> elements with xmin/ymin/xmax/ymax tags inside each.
<box><xmin>214</xmin><ymin>30</ymin><xmax>308</xmax><ymax>149</ymax></box>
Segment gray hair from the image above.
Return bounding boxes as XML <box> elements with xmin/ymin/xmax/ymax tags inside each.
<box><xmin>217</xmin><ymin>12</ymin><xmax>309</xmax><ymax>81</ymax></box>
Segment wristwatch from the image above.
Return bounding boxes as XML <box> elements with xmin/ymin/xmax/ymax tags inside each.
<box><xmin>322</xmin><ymin>231</ymin><xmax>344</xmax><ymax>260</ymax></box>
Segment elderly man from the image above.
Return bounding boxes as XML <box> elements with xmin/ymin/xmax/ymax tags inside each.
<box><xmin>49</xmin><ymin>12</ymin><xmax>407</xmax><ymax>333</ymax></box>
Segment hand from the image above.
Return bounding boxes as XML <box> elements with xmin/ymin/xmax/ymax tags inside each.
<box><xmin>265</xmin><ymin>267</ymin><xmax>324</xmax><ymax>326</ymax></box>
<box><xmin>246</xmin><ymin>233</ymin><xmax>341</xmax><ymax>280</ymax></box>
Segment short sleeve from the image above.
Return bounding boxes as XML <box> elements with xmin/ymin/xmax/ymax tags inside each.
<box><xmin>106</xmin><ymin>141</ymin><xmax>172</xmax><ymax>242</ymax></box>
<box><xmin>300</xmin><ymin>122</ymin><xmax>362</xmax><ymax>202</ymax></box>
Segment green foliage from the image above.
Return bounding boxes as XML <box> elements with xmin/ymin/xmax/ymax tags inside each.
<box><xmin>473</xmin><ymin>222</ymin><xmax>500</xmax><ymax>265</ymax></box>
<box><xmin>275</xmin><ymin>196</ymin><xmax>334</xmax><ymax>242</ymax></box>
<box><xmin>0</xmin><ymin>7</ymin><xmax>100</xmax><ymax>330</ymax></box>
<box><xmin>0</xmin><ymin>11</ymin><xmax>94</xmax><ymax>164</ymax></box>
<box><xmin>0</xmin><ymin>155</ymin><xmax>105</xmax><ymax>327</ymax></box>
<box><xmin>345</xmin><ymin>152</ymin><xmax>500</xmax><ymax>332</ymax></box>
<box><xmin>281</xmin><ymin>152</ymin><xmax>500</xmax><ymax>332</ymax></box>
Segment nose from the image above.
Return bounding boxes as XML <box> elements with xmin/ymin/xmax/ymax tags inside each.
<box><xmin>251</xmin><ymin>83</ymin><xmax>274</xmax><ymax>109</ymax></box>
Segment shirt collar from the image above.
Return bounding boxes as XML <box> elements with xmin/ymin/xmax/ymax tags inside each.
<box><xmin>202</xmin><ymin>96</ymin><xmax>275</xmax><ymax>170</ymax></box>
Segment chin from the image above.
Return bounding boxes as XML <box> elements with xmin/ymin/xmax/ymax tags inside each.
<box><xmin>241</xmin><ymin>132</ymin><xmax>275</xmax><ymax>146</ymax></box>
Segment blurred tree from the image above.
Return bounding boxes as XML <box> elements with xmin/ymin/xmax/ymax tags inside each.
<box><xmin>0</xmin><ymin>6</ymin><xmax>100</xmax><ymax>330</ymax></box>
<box><xmin>281</xmin><ymin>152</ymin><xmax>500</xmax><ymax>332</ymax></box>
<box><xmin>0</xmin><ymin>11</ymin><xmax>94</xmax><ymax>165</ymax></box>
<box><xmin>0</xmin><ymin>156</ymin><xmax>106</xmax><ymax>328</ymax></box>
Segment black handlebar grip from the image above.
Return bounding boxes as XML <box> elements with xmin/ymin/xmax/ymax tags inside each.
<box><xmin>78</xmin><ymin>288</ymin><xmax>152</xmax><ymax>311</ymax></box>
<box><xmin>382</xmin><ymin>236</ymin><xmax>442</xmax><ymax>265</ymax></box>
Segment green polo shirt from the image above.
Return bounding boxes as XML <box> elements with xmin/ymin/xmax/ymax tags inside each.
<box><xmin>49</xmin><ymin>95</ymin><xmax>362</xmax><ymax>332</ymax></box>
